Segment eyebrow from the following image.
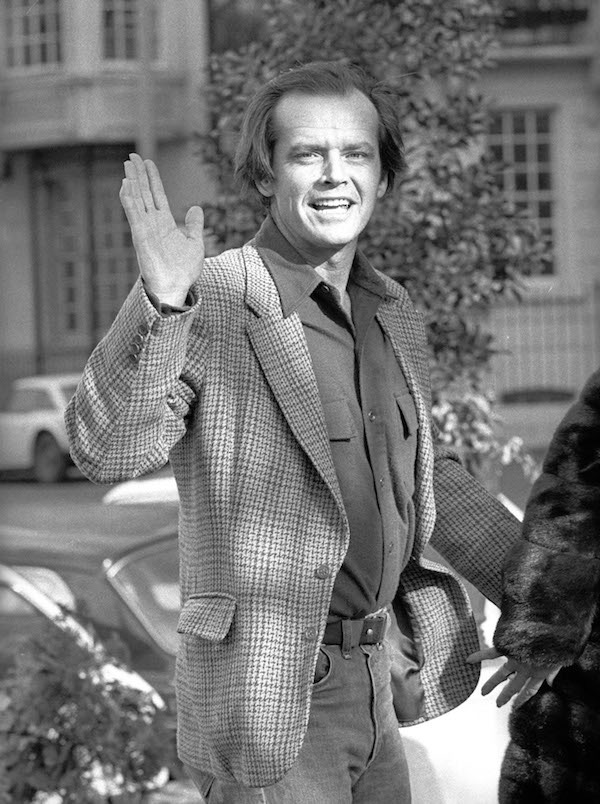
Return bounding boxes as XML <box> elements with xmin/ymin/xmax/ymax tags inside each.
<box><xmin>289</xmin><ymin>141</ymin><xmax>377</xmax><ymax>152</ymax></box>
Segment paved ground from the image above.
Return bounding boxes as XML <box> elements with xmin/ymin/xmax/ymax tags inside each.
<box><xmin>403</xmin><ymin>612</ymin><xmax>510</xmax><ymax>803</ymax></box>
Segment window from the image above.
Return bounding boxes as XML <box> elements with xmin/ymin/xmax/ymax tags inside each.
<box><xmin>4</xmin><ymin>0</ymin><xmax>62</xmax><ymax>68</ymax></box>
<box><xmin>501</xmin><ymin>1</ymin><xmax>589</xmax><ymax>45</ymax></box>
<box><xmin>489</xmin><ymin>109</ymin><xmax>555</xmax><ymax>275</ymax></box>
<box><xmin>108</xmin><ymin>542</ymin><xmax>180</xmax><ymax>655</ymax></box>
<box><xmin>32</xmin><ymin>147</ymin><xmax>138</xmax><ymax>357</ymax></box>
<box><xmin>0</xmin><ymin>584</ymin><xmax>45</xmax><ymax>673</ymax></box>
<box><xmin>103</xmin><ymin>0</ymin><xmax>158</xmax><ymax>61</ymax></box>
<box><xmin>92</xmin><ymin>173</ymin><xmax>139</xmax><ymax>334</ymax></box>
<box><xmin>503</xmin><ymin>0</ymin><xmax>589</xmax><ymax>27</ymax></box>
<box><xmin>51</xmin><ymin>179</ymin><xmax>87</xmax><ymax>338</ymax></box>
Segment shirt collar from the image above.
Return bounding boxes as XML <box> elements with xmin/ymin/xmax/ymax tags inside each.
<box><xmin>254</xmin><ymin>215</ymin><xmax>388</xmax><ymax>317</ymax></box>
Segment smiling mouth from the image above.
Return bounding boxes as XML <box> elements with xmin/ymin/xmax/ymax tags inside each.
<box><xmin>310</xmin><ymin>199</ymin><xmax>353</xmax><ymax>211</ymax></box>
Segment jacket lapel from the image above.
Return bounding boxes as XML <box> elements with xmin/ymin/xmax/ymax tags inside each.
<box><xmin>242</xmin><ymin>244</ymin><xmax>346</xmax><ymax>519</ymax></box>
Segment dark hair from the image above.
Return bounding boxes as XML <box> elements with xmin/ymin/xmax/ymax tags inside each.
<box><xmin>234</xmin><ymin>60</ymin><xmax>405</xmax><ymax>205</ymax></box>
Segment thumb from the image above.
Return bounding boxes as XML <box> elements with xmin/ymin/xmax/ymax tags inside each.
<box><xmin>185</xmin><ymin>205</ymin><xmax>204</xmax><ymax>240</ymax></box>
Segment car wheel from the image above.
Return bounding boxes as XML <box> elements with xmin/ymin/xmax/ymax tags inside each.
<box><xmin>33</xmin><ymin>432</ymin><xmax>68</xmax><ymax>483</ymax></box>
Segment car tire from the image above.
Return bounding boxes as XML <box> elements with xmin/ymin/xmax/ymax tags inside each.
<box><xmin>33</xmin><ymin>432</ymin><xmax>68</xmax><ymax>483</ymax></box>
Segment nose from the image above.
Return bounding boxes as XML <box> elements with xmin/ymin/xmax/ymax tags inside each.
<box><xmin>322</xmin><ymin>151</ymin><xmax>347</xmax><ymax>185</ymax></box>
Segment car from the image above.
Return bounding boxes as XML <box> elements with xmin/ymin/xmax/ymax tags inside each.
<box><xmin>0</xmin><ymin>373</ymin><xmax>81</xmax><ymax>482</ymax></box>
<box><xmin>0</xmin><ymin>489</ymin><xmax>209</xmax><ymax>800</ymax></box>
<box><xmin>0</xmin><ymin>502</ymin><xmax>179</xmax><ymax>714</ymax></box>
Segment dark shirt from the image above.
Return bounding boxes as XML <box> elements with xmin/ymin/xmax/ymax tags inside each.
<box><xmin>255</xmin><ymin>217</ymin><xmax>418</xmax><ymax>620</ymax></box>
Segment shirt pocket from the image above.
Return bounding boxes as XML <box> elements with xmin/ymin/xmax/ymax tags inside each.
<box><xmin>322</xmin><ymin>398</ymin><xmax>358</xmax><ymax>442</ymax></box>
<box><xmin>395</xmin><ymin>391</ymin><xmax>419</xmax><ymax>441</ymax></box>
<box><xmin>177</xmin><ymin>592</ymin><xmax>236</xmax><ymax>642</ymax></box>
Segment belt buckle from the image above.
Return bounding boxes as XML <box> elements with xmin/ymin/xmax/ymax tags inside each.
<box><xmin>363</xmin><ymin>610</ymin><xmax>388</xmax><ymax>645</ymax></box>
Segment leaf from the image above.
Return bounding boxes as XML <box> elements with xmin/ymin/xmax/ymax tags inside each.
<box><xmin>198</xmin><ymin>0</ymin><xmax>543</xmax><ymax>474</ymax></box>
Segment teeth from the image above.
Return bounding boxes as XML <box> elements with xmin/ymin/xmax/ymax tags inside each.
<box><xmin>313</xmin><ymin>200</ymin><xmax>350</xmax><ymax>209</ymax></box>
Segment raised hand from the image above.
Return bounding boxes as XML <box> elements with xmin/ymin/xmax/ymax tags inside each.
<box><xmin>467</xmin><ymin>646</ymin><xmax>561</xmax><ymax>708</ymax></box>
<box><xmin>120</xmin><ymin>153</ymin><xmax>205</xmax><ymax>306</ymax></box>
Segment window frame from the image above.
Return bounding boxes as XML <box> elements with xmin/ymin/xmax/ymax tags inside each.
<box><xmin>3</xmin><ymin>0</ymin><xmax>63</xmax><ymax>72</ymax></box>
<box><xmin>488</xmin><ymin>106</ymin><xmax>557</xmax><ymax>277</ymax></box>
<box><xmin>101</xmin><ymin>0</ymin><xmax>160</xmax><ymax>64</ymax></box>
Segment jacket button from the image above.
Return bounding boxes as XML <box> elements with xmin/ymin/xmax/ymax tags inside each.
<box><xmin>314</xmin><ymin>564</ymin><xmax>331</xmax><ymax>580</ymax></box>
<box><xmin>138</xmin><ymin>322</ymin><xmax>150</xmax><ymax>336</ymax></box>
<box><xmin>303</xmin><ymin>626</ymin><xmax>318</xmax><ymax>642</ymax></box>
<box><xmin>368</xmin><ymin>410</ymin><xmax>376</xmax><ymax>421</ymax></box>
<box><xmin>130</xmin><ymin>342</ymin><xmax>142</xmax><ymax>354</ymax></box>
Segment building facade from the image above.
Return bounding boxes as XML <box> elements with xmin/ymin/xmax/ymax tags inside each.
<box><xmin>1</xmin><ymin>0</ymin><xmax>599</xmax><ymax>449</ymax></box>
<box><xmin>0</xmin><ymin>0</ymin><xmax>209</xmax><ymax>393</ymax></box>
<box><xmin>482</xmin><ymin>0</ymin><xmax>600</xmax><ymax>446</ymax></box>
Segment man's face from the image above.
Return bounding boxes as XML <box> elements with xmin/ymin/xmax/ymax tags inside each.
<box><xmin>257</xmin><ymin>90</ymin><xmax>388</xmax><ymax>263</ymax></box>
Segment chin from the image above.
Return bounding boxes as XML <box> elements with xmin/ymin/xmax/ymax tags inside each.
<box><xmin>311</xmin><ymin>224</ymin><xmax>359</xmax><ymax>244</ymax></box>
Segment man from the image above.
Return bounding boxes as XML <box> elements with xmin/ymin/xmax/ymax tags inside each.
<box><xmin>66</xmin><ymin>61</ymin><xmax>519</xmax><ymax>802</ymax></box>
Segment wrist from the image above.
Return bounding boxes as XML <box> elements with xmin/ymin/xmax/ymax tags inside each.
<box><xmin>145</xmin><ymin>284</ymin><xmax>191</xmax><ymax>308</ymax></box>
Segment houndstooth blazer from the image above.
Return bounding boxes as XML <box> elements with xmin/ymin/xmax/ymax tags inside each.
<box><xmin>66</xmin><ymin>241</ymin><xmax>520</xmax><ymax>787</ymax></box>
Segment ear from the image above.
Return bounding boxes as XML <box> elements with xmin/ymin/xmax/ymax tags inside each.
<box><xmin>377</xmin><ymin>173</ymin><xmax>388</xmax><ymax>199</ymax></box>
<box><xmin>256</xmin><ymin>177</ymin><xmax>275</xmax><ymax>198</ymax></box>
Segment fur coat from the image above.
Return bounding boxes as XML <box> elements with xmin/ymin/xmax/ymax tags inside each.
<box><xmin>494</xmin><ymin>366</ymin><xmax>600</xmax><ymax>802</ymax></box>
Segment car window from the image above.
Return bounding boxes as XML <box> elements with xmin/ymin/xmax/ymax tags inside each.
<box><xmin>0</xmin><ymin>583</ymin><xmax>53</xmax><ymax>673</ymax></box>
<box><xmin>13</xmin><ymin>566</ymin><xmax>77</xmax><ymax>611</ymax></box>
<box><xmin>7</xmin><ymin>388</ymin><xmax>54</xmax><ymax>413</ymax></box>
<box><xmin>108</xmin><ymin>543</ymin><xmax>180</xmax><ymax>656</ymax></box>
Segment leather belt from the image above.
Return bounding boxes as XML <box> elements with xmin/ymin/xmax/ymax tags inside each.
<box><xmin>322</xmin><ymin>611</ymin><xmax>388</xmax><ymax>652</ymax></box>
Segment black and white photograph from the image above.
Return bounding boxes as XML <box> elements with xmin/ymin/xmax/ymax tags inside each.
<box><xmin>1</xmin><ymin>2</ymin><xmax>599</xmax><ymax>802</ymax></box>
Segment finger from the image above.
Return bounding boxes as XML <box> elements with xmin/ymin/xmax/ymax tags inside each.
<box><xmin>513</xmin><ymin>679</ymin><xmax>544</xmax><ymax>708</ymax></box>
<box><xmin>495</xmin><ymin>670</ymin><xmax>530</xmax><ymax>707</ymax></box>
<box><xmin>481</xmin><ymin>668</ymin><xmax>510</xmax><ymax>696</ymax></box>
<box><xmin>480</xmin><ymin>660</ymin><xmax>517</xmax><ymax>696</ymax></box>
<box><xmin>123</xmin><ymin>161</ymin><xmax>146</xmax><ymax>214</ymax></box>
<box><xmin>129</xmin><ymin>153</ymin><xmax>155</xmax><ymax>212</ymax></box>
<box><xmin>145</xmin><ymin>159</ymin><xmax>171</xmax><ymax>212</ymax></box>
<box><xmin>185</xmin><ymin>206</ymin><xmax>205</xmax><ymax>241</ymax></box>
<box><xmin>119</xmin><ymin>178</ymin><xmax>146</xmax><ymax>232</ymax></box>
<box><xmin>467</xmin><ymin>647</ymin><xmax>501</xmax><ymax>664</ymax></box>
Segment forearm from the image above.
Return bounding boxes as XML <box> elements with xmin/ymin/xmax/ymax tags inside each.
<box><xmin>494</xmin><ymin>375</ymin><xmax>600</xmax><ymax>665</ymax></box>
<box><xmin>494</xmin><ymin>469</ymin><xmax>600</xmax><ymax>666</ymax></box>
<box><xmin>493</xmin><ymin>537</ymin><xmax>600</xmax><ymax>667</ymax></box>
<box><xmin>430</xmin><ymin>450</ymin><xmax>521</xmax><ymax>607</ymax></box>
<box><xmin>66</xmin><ymin>278</ymin><xmax>201</xmax><ymax>483</ymax></box>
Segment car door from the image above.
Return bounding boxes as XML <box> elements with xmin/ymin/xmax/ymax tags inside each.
<box><xmin>0</xmin><ymin>388</ymin><xmax>55</xmax><ymax>470</ymax></box>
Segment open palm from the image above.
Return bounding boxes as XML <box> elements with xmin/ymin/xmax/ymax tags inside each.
<box><xmin>120</xmin><ymin>153</ymin><xmax>205</xmax><ymax>306</ymax></box>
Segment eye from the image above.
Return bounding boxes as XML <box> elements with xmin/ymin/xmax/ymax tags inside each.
<box><xmin>346</xmin><ymin>151</ymin><xmax>369</xmax><ymax>160</ymax></box>
<box><xmin>294</xmin><ymin>151</ymin><xmax>320</xmax><ymax>163</ymax></box>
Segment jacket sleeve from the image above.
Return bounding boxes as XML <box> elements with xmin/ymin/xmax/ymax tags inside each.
<box><xmin>493</xmin><ymin>367</ymin><xmax>600</xmax><ymax>667</ymax></box>
<box><xmin>65</xmin><ymin>277</ymin><xmax>206</xmax><ymax>484</ymax></box>
<box><xmin>429</xmin><ymin>442</ymin><xmax>521</xmax><ymax>608</ymax></box>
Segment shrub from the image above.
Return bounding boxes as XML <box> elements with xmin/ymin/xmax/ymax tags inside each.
<box><xmin>0</xmin><ymin>627</ymin><xmax>174</xmax><ymax>803</ymax></box>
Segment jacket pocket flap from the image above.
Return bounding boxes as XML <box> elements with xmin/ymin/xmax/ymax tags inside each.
<box><xmin>177</xmin><ymin>593</ymin><xmax>236</xmax><ymax>641</ymax></box>
<box><xmin>396</xmin><ymin>392</ymin><xmax>419</xmax><ymax>436</ymax></box>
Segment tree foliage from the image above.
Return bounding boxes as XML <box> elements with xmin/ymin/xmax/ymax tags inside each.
<box><xmin>0</xmin><ymin>627</ymin><xmax>174</xmax><ymax>803</ymax></box>
<box><xmin>199</xmin><ymin>0</ymin><xmax>548</xmax><ymax>477</ymax></box>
